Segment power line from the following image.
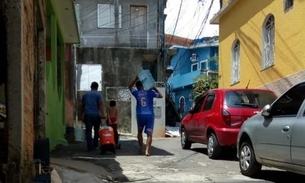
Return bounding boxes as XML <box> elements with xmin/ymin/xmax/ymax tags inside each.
<box><xmin>194</xmin><ymin>0</ymin><xmax>214</xmax><ymax>40</ymax></box>
<box><xmin>78</xmin><ymin>2</ymin><xmax>180</xmax><ymax>35</ymax></box>
<box><xmin>171</xmin><ymin>0</ymin><xmax>216</xmax><ymax>73</ymax></box>
<box><xmin>165</xmin><ymin>0</ymin><xmax>191</xmax><ymax>34</ymax></box>
<box><xmin>169</xmin><ymin>0</ymin><xmax>184</xmax><ymax>45</ymax></box>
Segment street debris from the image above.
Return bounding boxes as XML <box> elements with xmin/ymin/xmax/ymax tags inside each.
<box><xmin>165</xmin><ymin>126</ymin><xmax>180</xmax><ymax>137</ymax></box>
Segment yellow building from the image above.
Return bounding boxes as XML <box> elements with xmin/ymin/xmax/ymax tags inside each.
<box><xmin>211</xmin><ymin>0</ymin><xmax>305</xmax><ymax>95</ymax></box>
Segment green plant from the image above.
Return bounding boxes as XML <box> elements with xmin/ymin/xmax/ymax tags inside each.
<box><xmin>192</xmin><ymin>74</ymin><xmax>218</xmax><ymax>102</ymax></box>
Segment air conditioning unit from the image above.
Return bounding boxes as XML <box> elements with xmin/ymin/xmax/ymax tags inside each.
<box><xmin>190</xmin><ymin>53</ymin><xmax>198</xmax><ymax>62</ymax></box>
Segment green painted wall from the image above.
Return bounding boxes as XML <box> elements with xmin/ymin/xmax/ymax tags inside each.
<box><xmin>46</xmin><ymin>3</ymin><xmax>68</xmax><ymax>150</ymax></box>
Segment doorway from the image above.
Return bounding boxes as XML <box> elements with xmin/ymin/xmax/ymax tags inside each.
<box><xmin>130</xmin><ymin>6</ymin><xmax>147</xmax><ymax>47</ymax></box>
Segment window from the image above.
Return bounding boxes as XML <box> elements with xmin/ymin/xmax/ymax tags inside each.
<box><xmin>191</xmin><ymin>63</ymin><xmax>198</xmax><ymax>72</ymax></box>
<box><xmin>284</xmin><ymin>0</ymin><xmax>293</xmax><ymax>11</ymax></box>
<box><xmin>97</xmin><ymin>4</ymin><xmax>122</xmax><ymax>28</ymax></box>
<box><xmin>203</xmin><ymin>94</ymin><xmax>215</xmax><ymax>111</ymax></box>
<box><xmin>192</xmin><ymin>94</ymin><xmax>207</xmax><ymax>113</ymax></box>
<box><xmin>225</xmin><ymin>90</ymin><xmax>277</xmax><ymax>109</ymax></box>
<box><xmin>231</xmin><ymin>39</ymin><xmax>240</xmax><ymax>84</ymax></box>
<box><xmin>272</xmin><ymin>83</ymin><xmax>305</xmax><ymax>117</ymax></box>
<box><xmin>200</xmin><ymin>59</ymin><xmax>208</xmax><ymax>70</ymax></box>
<box><xmin>262</xmin><ymin>15</ymin><xmax>275</xmax><ymax>69</ymax></box>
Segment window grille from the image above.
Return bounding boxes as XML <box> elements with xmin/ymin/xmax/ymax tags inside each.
<box><xmin>231</xmin><ymin>40</ymin><xmax>240</xmax><ymax>84</ymax></box>
<box><xmin>262</xmin><ymin>15</ymin><xmax>275</xmax><ymax>69</ymax></box>
<box><xmin>284</xmin><ymin>0</ymin><xmax>293</xmax><ymax>11</ymax></box>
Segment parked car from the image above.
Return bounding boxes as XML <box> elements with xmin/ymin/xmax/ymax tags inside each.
<box><xmin>237</xmin><ymin>81</ymin><xmax>305</xmax><ymax>176</ymax></box>
<box><xmin>237</xmin><ymin>81</ymin><xmax>305</xmax><ymax>177</ymax></box>
<box><xmin>180</xmin><ymin>88</ymin><xmax>277</xmax><ymax>159</ymax></box>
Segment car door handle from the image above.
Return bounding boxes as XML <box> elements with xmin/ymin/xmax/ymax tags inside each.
<box><xmin>282</xmin><ymin>126</ymin><xmax>290</xmax><ymax>133</ymax></box>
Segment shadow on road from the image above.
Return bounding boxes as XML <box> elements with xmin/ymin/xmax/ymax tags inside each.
<box><xmin>191</xmin><ymin>147</ymin><xmax>238</xmax><ymax>161</ymax></box>
<box><xmin>253</xmin><ymin>169</ymin><xmax>305</xmax><ymax>183</ymax></box>
<box><xmin>51</xmin><ymin>138</ymin><xmax>173</xmax><ymax>158</ymax></box>
<box><xmin>51</xmin><ymin>136</ymin><xmax>174</xmax><ymax>182</ymax></box>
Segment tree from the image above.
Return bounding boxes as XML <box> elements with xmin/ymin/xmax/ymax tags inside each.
<box><xmin>192</xmin><ymin>75</ymin><xmax>218</xmax><ymax>102</ymax></box>
<box><xmin>191</xmin><ymin>54</ymin><xmax>219</xmax><ymax>103</ymax></box>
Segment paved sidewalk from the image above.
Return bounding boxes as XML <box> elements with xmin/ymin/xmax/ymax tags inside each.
<box><xmin>50</xmin><ymin>135</ymin><xmax>139</xmax><ymax>183</ymax></box>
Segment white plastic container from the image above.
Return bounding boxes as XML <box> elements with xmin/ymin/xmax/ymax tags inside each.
<box><xmin>74</xmin><ymin>127</ymin><xmax>85</xmax><ymax>142</ymax></box>
<box><xmin>138</xmin><ymin>67</ymin><xmax>156</xmax><ymax>90</ymax></box>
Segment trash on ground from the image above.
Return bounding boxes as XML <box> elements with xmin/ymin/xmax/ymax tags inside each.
<box><xmin>165</xmin><ymin>126</ymin><xmax>180</xmax><ymax>137</ymax></box>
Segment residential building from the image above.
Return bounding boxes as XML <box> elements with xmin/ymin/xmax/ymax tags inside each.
<box><xmin>74</xmin><ymin>0</ymin><xmax>170</xmax><ymax>133</ymax></box>
<box><xmin>0</xmin><ymin>0</ymin><xmax>79</xmax><ymax>182</ymax></box>
<box><xmin>211</xmin><ymin>0</ymin><xmax>304</xmax><ymax>96</ymax></box>
<box><xmin>167</xmin><ymin>36</ymin><xmax>219</xmax><ymax>119</ymax></box>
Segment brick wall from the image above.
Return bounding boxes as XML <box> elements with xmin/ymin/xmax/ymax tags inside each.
<box><xmin>5</xmin><ymin>0</ymin><xmax>47</xmax><ymax>182</ymax></box>
<box><xmin>65</xmin><ymin>48</ymin><xmax>75</xmax><ymax>127</ymax></box>
<box><xmin>22</xmin><ymin>0</ymin><xmax>36</xmax><ymax>180</ymax></box>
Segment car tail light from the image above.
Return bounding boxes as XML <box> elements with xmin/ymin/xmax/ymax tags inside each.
<box><xmin>222</xmin><ymin>109</ymin><xmax>231</xmax><ymax>125</ymax></box>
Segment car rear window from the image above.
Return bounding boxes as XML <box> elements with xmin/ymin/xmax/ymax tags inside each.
<box><xmin>225</xmin><ymin>90</ymin><xmax>277</xmax><ymax>109</ymax></box>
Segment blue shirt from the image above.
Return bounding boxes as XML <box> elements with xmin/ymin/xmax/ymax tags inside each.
<box><xmin>82</xmin><ymin>90</ymin><xmax>102</xmax><ymax>116</ymax></box>
<box><xmin>132</xmin><ymin>89</ymin><xmax>158</xmax><ymax>115</ymax></box>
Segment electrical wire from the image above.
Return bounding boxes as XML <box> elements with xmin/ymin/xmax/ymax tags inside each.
<box><xmin>81</xmin><ymin>12</ymin><xmax>170</xmax><ymax>36</ymax></box>
<box><xmin>171</xmin><ymin>0</ymin><xmax>216</xmax><ymax>73</ymax></box>
<box><xmin>169</xmin><ymin>0</ymin><xmax>184</xmax><ymax>45</ymax></box>
<box><xmin>193</xmin><ymin>0</ymin><xmax>214</xmax><ymax>40</ymax></box>
<box><xmin>78</xmin><ymin>1</ymin><xmax>181</xmax><ymax>35</ymax></box>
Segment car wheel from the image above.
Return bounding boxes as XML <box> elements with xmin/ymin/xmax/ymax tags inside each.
<box><xmin>239</xmin><ymin>141</ymin><xmax>262</xmax><ymax>177</ymax></box>
<box><xmin>207</xmin><ymin>133</ymin><xmax>222</xmax><ymax>159</ymax></box>
<box><xmin>181</xmin><ymin>127</ymin><xmax>191</xmax><ymax>149</ymax></box>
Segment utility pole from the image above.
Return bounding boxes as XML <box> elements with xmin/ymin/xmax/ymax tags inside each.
<box><xmin>157</xmin><ymin>0</ymin><xmax>166</xmax><ymax>82</ymax></box>
<box><xmin>114</xmin><ymin>0</ymin><xmax>119</xmax><ymax>46</ymax></box>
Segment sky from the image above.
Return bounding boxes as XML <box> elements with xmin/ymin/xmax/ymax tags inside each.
<box><xmin>165</xmin><ymin>0</ymin><xmax>220</xmax><ymax>39</ymax></box>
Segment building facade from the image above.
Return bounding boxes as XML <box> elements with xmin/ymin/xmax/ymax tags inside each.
<box><xmin>211</xmin><ymin>0</ymin><xmax>304</xmax><ymax>96</ymax></box>
<box><xmin>0</xmin><ymin>0</ymin><xmax>79</xmax><ymax>182</ymax></box>
<box><xmin>167</xmin><ymin>36</ymin><xmax>219</xmax><ymax>118</ymax></box>
<box><xmin>74</xmin><ymin>0</ymin><xmax>169</xmax><ymax>133</ymax></box>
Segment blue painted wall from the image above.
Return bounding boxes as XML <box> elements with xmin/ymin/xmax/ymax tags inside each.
<box><xmin>171</xmin><ymin>49</ymin><xmax>191</xmax><ymax>76</ymax></box>
<box><xmin>167</xmin><ymin>37</ymin><xmax>219</xmax><ymax>119</ymax></box>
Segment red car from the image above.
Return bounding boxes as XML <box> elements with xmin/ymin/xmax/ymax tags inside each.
<box><xmin>180</xmin><ymin>88</ymin><xmax>277</xmax><ymax>159</ymax></box>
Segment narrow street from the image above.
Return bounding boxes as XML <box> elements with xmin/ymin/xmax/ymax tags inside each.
<box><xmin>51</xmin><ymin>136</ymin><xmax>305</xmax><ymax>183</ymax></box>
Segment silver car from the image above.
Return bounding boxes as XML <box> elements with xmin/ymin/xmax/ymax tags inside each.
<box><xmin>237</xmin><ymin>81</ymin><xmax>305</xmax><ymax>177</ymax></box>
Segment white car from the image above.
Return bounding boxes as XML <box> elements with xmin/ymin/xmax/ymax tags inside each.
<box><xmin>237</xmin><ymin>81</ymin><xmax>305</xmax><ymax>177</ymax></box>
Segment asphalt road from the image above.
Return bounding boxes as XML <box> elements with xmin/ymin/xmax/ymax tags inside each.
<box><xmin>88</xmin><ymin>136</ymin><xmax>305</xmax><ymax>183</ymax></box>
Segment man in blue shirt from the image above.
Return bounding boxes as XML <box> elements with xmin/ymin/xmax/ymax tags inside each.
<box><xmin>128</xmin><ymin>75</ymin><xmax>163</xmax><ymax>156</ymax></box>
<box><xmin>81</xmin><ymin>82</ymin><xmax>106</xmax><ymax>151</ymax></box>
